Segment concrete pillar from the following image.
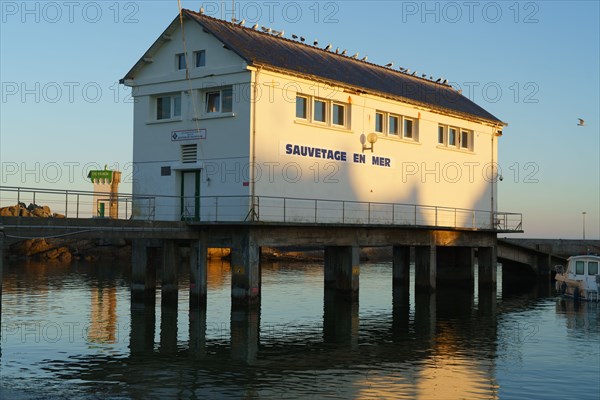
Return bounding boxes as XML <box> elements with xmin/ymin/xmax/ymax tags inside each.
<box><xmin>189</xmin><ymin>308</ymin><xmax>207</xmax><ymax>358</ymax></box>
<box><xmin>478</xmin><ymin>246</ymin><xmax>497</xmax><ymax>287</ymax></box>
<box><xmin>162</xmin><ymin>240</ymin><xmax>179</xmax><ymax>306</ymax></box>
<box><xmin>131</xmin><ymin>240</ymin><xmax>157</xmax><ymax>303</ymax></box>
<box><xmin>129</xmin><ymin>300</ymin><xmax>156</xmax><ymax>355</ymax></box>
<box><xmin>323</xmin><ymin>246</ymin><xmax>360</xmax><ymax>300</ymax></box>
<box><xmin>415</xmin><ymin>245</ymin><xmax>436</xmax><ymax>291</ymax></box>
<box><xmin>323</xmin><ymin>289</ymin><xmax>359</xmax><ymax>347</ymax></box>
<box><xmin>392</xmin><ymin>245</ymin><xmax>411</xmax><ymax>286</ymax></box>
<box><xmin>230</xmin><ymin>303</ymin><xmax>260</xmax><ymax>363</ymax></box>
<box><xmin>437</xmin><ymin>247</ymin><xmax>475</xmax><ymax>288</ymax></box>
<box><xmin>190</xmin><ymin>239</ymin><xmax>208</xmax><ymax>309</ymax></box>
<box><xmin>231</xmin><ymin>231</ymin><xmax>260</xmax><ymax>305</ymax></box>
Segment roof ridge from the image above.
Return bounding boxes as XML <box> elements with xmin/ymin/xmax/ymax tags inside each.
<box><xmin>183</xmin><ymin>9</ymin><xmax>453</xmax><ymax>90</ymax></box>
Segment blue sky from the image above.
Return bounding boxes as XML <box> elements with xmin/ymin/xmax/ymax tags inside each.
<box><xmin>1</xmin><ymin>0</ymin><xmax>598</xmax><ymax>238</ymax></box>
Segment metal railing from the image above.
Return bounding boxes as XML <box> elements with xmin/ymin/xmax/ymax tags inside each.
<box><xmin>0</xmin><ymin>186</ymin><xmax>523</xmax><ymax>231</ymax></box>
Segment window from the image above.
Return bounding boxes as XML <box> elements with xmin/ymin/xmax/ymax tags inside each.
<box><xmin>461</xmin><ymin>129</ymin><xmax>471</xmax><ymax>149</ymax></box>
<box><xmin>176</xmin><ymin>53</ymin><xmax>186</xmax><ymax>70</ymax></box>
<box><xmin>448</xmin><ymin>127</ymin><xmax>457</xmax><ymax>146</ymax></box>
<box><xmin>296</xmin><ymin>96</ymin><xmax>308</xmax><ymax>119</ymax></box>
<box><xmin>375</xmin><ymin>112</ymin><xmax>384</xmax><ymax>133</ymax></box>
<box><xmin>156</xmin><ymin>94</ymin><xmax>181</xmax><ymax>120</ymax></box>
<box><xmin>194</xmin><ymin>50</ymin><xmax>206</xmax><ymax>67</ymax></box>
<box><xmin>588</xmin><ymin>261</ymin><xmax>598</xmax><ymax>275</ymax></box>
<box><xmin>205</xmin><ymin>86</ymin><xmax>233</xmax><ymax>114</ymax></box>
<box><xmin>438</xmin><ymin>125</ymin><xmax>445</xmax><ymax>144</ymax></box>
<box><xmin>332</xmin><ymin>103</ymin><xmax>346</xmax><ymax>126</ymax></box>
<box><xmin>295</xmin><ymin>94</ymin><xmax>350</xmax><ymax>129</ymax></box>
<box><xmin>575</xmin><ymin>261</ymin><xmax>585</xmax><ymax>275</ymax></box>
<box><xmin>388</xmin><ymin>115</ymin><xmax>399</xmax><ymax>135</ymax></box>
<box><xmin>313</xmin><ymin>99</ymin><xmax>327</xmax><ymax>123</ymax></box>
<box><xmin>403</xmin><ymin>118</ymin><xmax>415</xmax><ymax>139</ymax></box>
<box><xmin>438</xmin><ymin>124</ymin><xmax>474</xmax><ymax>152</ymax></box>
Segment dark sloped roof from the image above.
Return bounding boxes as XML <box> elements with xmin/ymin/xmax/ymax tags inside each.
<box><xmin>127</xmin><ymin>10</ymin><xmax>504</xmax><ymax>125</ymax></box>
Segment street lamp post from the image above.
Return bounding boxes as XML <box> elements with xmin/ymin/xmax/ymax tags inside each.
<box><xmin>582</xmin><ymin>211</ymin><xmax>587</xmax><ymax>240</ymax></box>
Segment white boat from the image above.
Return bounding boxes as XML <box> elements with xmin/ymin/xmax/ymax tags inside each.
<box><xmin>555</xmin><ymin>255</ymin><xmax>600</xmax><ymax>301</ymax></box>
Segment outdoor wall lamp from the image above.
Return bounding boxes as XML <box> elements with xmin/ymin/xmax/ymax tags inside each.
<box><xmin>361</xmin><ymin>132</ymin><xmax>378</xmax><ymax>153</ymax></box>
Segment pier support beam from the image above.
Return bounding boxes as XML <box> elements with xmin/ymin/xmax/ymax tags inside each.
<box><xmin>0</xmin><ymin>228</ymin><xmax>4</xmax><ymax>320</ymax></box>
<box><xmin>436</xmin><ymin>247</ymin><xmax>475</xmax><ymax>288</ymax></box>
<box><xmin>478</xmin><ymin>246</ymin><xmax>497</xmax><ymax>288</ymax></box>
<box><xmin>415</xmin><ymin>245</ymin><xmax>436</xmax><ymax>291</ymax></box>
<box><xmin>324</xmin><ymin>246</ymin><xmax>360</xmax><ymax>300</ymax></box>
<box><xmin>189</xmin><ymin>308</ymin><xmax>207</xmax><ymax>358</ymax></box>
<box><xmin>392</xmin><ymin>245</ymin><xmax>411</xmax><ymax>287</ymax></box>
<box><xmin>231</xmin><ymin>231</ymin><xmax>260</xmax><ymax>305</ymax></box>
<box><xmin>189</xmin><ymin>239</ymin><xmax>208</xmax><ymax>309</ymax></box>
<box><xmin>129</xmin><ymin>300</ymin><xmax>156</xmax><ymax>355</ymax></box>
<box><xmin>162</xmin><ymin>240</ymin><xmax>179</xmax><ymax>306</ymax></box>
<box><xmin>131</xmin><ymin>240</ymin><xmax>157</xmax><ymax>303</ymax></box>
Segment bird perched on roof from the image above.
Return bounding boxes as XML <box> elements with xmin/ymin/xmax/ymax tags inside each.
<box><xmin>436</xmin><ymin>78</ymin><xmax>441</xmax><ymax>83</ymax></box>
<box><xmin>239</xmin><ymin>19</ymin><xmax>245</xmax><ymax>26</ymax></box>
<box><xmin>232</xmin><ymin>17</ymin><xmax>239</xmax><ymax>23</ymax></box>
<box><xmin>314</xmin><ymin>40</ymin><xmax>319</xmax><ymax>46</ymax></box>
<box><xmin>300</xmin><ymin>36</ymin><xmax>305</xmax><ymax>42</ymax></box>
<box><xmin>352</xmin><ymin>53</ymin><xmax>359</xmax><ymax>58</ymax></box>
<box><xmin>361</xmin><ymin>56</ymin><xmax>368</xmax><ymax>61</ymax></box>
<box><xmin>577</xmin><ymin>118</ymin><xmax>585</xmax><ymax>126</ymax></box>
<box><xmin>199</xmin><ymin>6</ymin><xmax>204</xmax><ymax>14</ymax></box>
<box><xmin>252</xmin><ymin>23</ymin><xmax>259</xmax><ymax>29</ymax></box>
<box><xmin>335</xmin><ymin>47</ymin><xmax>339</xmax><ymax>54</ymax></box>
<box><xmin>325</xmin><ymin>44</ymin><xmax>332</xmax><ymax>51</ymax></box>
<box><xmin>292</xmin><ymin>34</ymin><xmax>298</xmax><ymax>39</ymax></box>
<box><xmin>442</xmin><ymin>79</ymin><xmax>448</xmax><ymax>85</ymax></box>
<box><xmin>341</xmin><ymin>50</ymin><xmax>347</xmax><ymax>55</ymax></box>
<box><xmin>385</xmin><ymin>62</ymin><xmax>394</xmax><ymax>68</ymax></box>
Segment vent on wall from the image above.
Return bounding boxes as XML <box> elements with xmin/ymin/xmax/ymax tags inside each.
<box><xmin>181</xmin><ymin>144</ymin><xmax>197</xmax><ymax>163</ymax></box>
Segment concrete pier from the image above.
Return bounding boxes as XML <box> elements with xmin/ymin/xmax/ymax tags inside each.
<box><xmin>131</xmin><ymin>240</ymin><xmax>158</xmax><ymax>303</ymax></box>
<box><xmin>189</xmin><ymin>239</ymin><xmax>208</xmax><ymax>308</ymax></box>
<box><xmin>324</xmin><ymin>246</ymin><xmax>360</xmax><ymax>299</ymax></box>
<box><xmin>231</xmin><ymin>231</ymin><xmax>261</xmax><ymax>304</ymax></box>
<box><xmin>189</xmin><ymin>308</ymin><xmax>207</xmax><ymax>358</ymax></box>
<box><xmin>161</xmin><ymin>240</ymin><xmax>179</xmax><ymax>306</ymax></box>
<box><xmin>415</xmin><ymin>245</ymin><xmax>436</xmax><ymax>291</ymax></box>
<box><xmin>478</xmin><ymin>246</ymin><xmax>497</xmax><ymax>287</ymax></box>
<box><xmin>160</xmin><ymin>302</ymin><xmax>178</xmax><ymax>354</ymax></box>
<box><xmin>392</xmin><ymin>245</ymin><xmax>411</xmax><ymax>287</ymax></box>
<box><xmin>129</xmin><ymin>300</ymin><xmax>156</xmax><ymax>355</ymax></box>
<box><xmin>323</xmin><ymin>288</ymin><xmax>359</xmax><ymax>347</ymax></box>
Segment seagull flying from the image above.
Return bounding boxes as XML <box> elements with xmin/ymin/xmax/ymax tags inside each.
<box><xmin>577</xmin><ymin>118</ymin><xmax>585</xmax><ymax>126</ymax></box>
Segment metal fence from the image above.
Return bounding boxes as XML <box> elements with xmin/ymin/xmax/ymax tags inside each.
<box><xmin>0</xmin><ymin>186</ymin><xmax>523</xmax><ymax>231</ymax></box>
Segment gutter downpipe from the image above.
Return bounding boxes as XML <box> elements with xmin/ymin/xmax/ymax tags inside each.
<box><xmin>249</xmin><ymin>66</ymin><xmax>262</xmax><ymax>221</ymax></box>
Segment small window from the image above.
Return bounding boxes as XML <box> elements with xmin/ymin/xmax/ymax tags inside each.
<box><xmin>403</xmin><ymin>118</ymin><xmax>414</xmax><ymax>139</ymax></box>
<box><xmin>332</xmin><ymin>103</ymin><xmax>345</xmax><ymax>126</ymax></box>
<box><xmin>375</xmin><ymin>112</ymin><xmax>384</xmax><ymax>133</ymax></box>
<box><xmin>222</xmin><ymin>87</ymin><xmax>233</xmax><ymax>112</ymax></box>
<box><xmin>296</xmin><ymin>96</ymin><xmax>308</xmax><ymax>119</ymax></box>
<box><xmin>156</xmin><ymin>94</ymin><xmax>181</xmax><ymax>120</ymax></box>
<box><xmin>206</xmin><ymin>91</ymin><xmax>221</xmax><ymax>113</ymax></box>
<box><xmin>176</xmin><ymin>53</ymin><xmax>186</xmax><ymax>70</ymax></box>
<box><xmin>314</xmin><ymin>99</ymin><xmax>327</xmax><ymax>122</ymax></box>
<box><xmin>388</xmin><ymin>115</ymin><xmax>399</xmax><ymax>135</ymax></box>
<box><xmin>461</xmin><ymin>129</ymin><xmax>470</xmax><ymax>149</ymax></box>
<box><xmin>195</xmin><ymin>50</ymin><xmax>206</xmax><ymax>67</ymax></box>
<box><xmin>448</xmin><ymin>127</ymin><xmax>457</xmax><ymax>146</ymax></box>
<box><xmin>588</xmin><ymin>262</ymin><xmax>598</xmax><ymax>275</ymax></box>
<box><xmin>575</xmin><ymin>260</ymin><xmax>585</xmax><ymax>275</ymax></box>
<box><xmin>438</xmin><ymin>125</ymin><xmax>445</xmax><ymax>144</ymax></box>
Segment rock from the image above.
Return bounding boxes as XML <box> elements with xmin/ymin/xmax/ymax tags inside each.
<box><xmin>58</xmin><ymin>251</ymin><xmax>72</xmax><ymax>263</ymax></box>
<box><xmin>42</xmin><ymin>247</ymin><xmax>70</xmax><ymax>260</ymax></box>
<box><xmin>11</xmin><ymin>239</ymin><xmax>54</xmax><ymax>256</ymax></box>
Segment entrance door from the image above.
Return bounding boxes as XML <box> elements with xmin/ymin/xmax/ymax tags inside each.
<box><xmin>181</xmin><ymin>170</ymin><xmax>200</xmax><ymax>221</ymax></box>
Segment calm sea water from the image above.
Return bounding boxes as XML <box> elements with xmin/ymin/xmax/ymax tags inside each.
<box><xmin>1</xmin><ymin>258</ymin><xmax>599</xmax><ymax>399</ymax></box>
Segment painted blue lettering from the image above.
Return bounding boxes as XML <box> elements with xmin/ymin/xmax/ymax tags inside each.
<box><xmin>293</xmin><ymin>145</ymin><xmax>301</xmax><ymax>155</ymax></box>
<box><xmin>286</xmin><ymin>144</ymin><xmax>292</xmax><ymax>154</ymax></box>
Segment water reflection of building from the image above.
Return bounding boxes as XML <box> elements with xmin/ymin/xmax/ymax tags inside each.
<box><xmin>89</xmin><ymin>287</ymin><xmax>117</xmax><ymax>344</ymax></box>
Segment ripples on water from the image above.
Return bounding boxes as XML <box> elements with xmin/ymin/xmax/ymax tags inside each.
<box><xmin>1</xmin><ymin>259</ymin><xmax>599</xmax><ymax>399</ymax></box>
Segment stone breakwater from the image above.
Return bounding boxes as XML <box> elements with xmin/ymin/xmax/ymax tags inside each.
<box><xmin>0</xmin><ymin>202</ymin><xmax>66</xmax><ymax>218</ymax></box>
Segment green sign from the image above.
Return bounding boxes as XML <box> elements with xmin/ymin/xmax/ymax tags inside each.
<box><xmin>88</xmin><ymin>170</ymin><xmax>114</xmax><ymax>182</ymax></box>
